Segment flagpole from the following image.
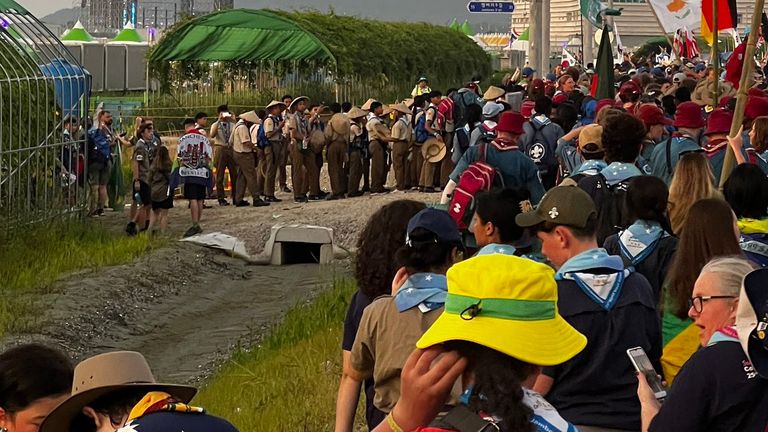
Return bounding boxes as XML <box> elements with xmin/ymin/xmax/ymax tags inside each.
<box><xmin>719</xmin><ymin>0</ymin><xmax>765</xmax><ymax>187</ymax></box>
<box><xmin>712</xmin><ymin>0</ymin><xmax>719</xmax><ymax>104</ymax></box>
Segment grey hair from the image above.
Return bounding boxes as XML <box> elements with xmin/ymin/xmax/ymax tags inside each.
<box><xmin>699</xmin><ymin>256</ymin><xmax>756</xmax><ymax>297</ymax></box>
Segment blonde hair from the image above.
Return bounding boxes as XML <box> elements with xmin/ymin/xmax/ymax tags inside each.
<box><xmin>668</xmin><ymin>152</ymin><xmax>722</xmax><ymax>235</ymax></box>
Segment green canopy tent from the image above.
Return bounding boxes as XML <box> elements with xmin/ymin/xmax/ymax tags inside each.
<box><xmin>61</xmin><ymin>20</ymin><xmax>94</xmax><ymax>43</ymax></box>
<box><xmin>461</xmin><ymin>20</ymin><xmax>475</xmax><ymax>36</ymax></box>
<box><xmin>112</xmin><ymin>22</ymin><xmax>144</xmax><ymax>44</ymax></box>
<box><xmin>149</xmin><ymin>9</ymin><xmax>335</xmax><ymax>63</ymax></box>
<box><xmin>449</xmin><ymin>18</ymin><xmax>460</xmax><ymax>31</ymax></box>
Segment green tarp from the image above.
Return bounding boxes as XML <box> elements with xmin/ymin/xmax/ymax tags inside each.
<box><xmin>0</xmin><ymin>0</ymin><xmax>27</xmax><ymax>13</ymax></box>
<box><xmin>150</xmin><ymin>9</ymin><xmax>335</xmax><ymax>63</ymax></box>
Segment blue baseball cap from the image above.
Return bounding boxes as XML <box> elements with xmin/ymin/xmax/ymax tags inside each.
<box><xmin>545</xmin><ymin>73</ymin><xmax>557</xmax><ymax>82</ymax></box>
<box><xmin>695</xmin><ymin>63</ymin><xmax>707</xmax><ymax>72</ymax></box>
<box><xmin>406</xmin><ymin>208</ymin><xmax>461</xmax><ymax>246</ymax></box>
<box><xmin>522</xmin><ymin>67</ymin><xmax>536</xmax><ymax>77</ymax></box>
<box><xmin>651</xmin><ymin>67</ymin><xmax>665</xmax><ymax>78</ymax></box>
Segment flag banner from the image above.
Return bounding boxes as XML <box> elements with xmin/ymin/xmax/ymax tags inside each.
<box><xmin>725</xmin><ymin>41</ymin><xmax>747</xmax><ymax>88</ymax></box>
<box><xmin>614</xmin><ymin>22</ymin><xmax>625</xmax><ymax>63</ymax></box>
<box><xmin>595</xmin><ymin>24</ymin><xmax>615</xmax><ymax>100</ymax></box>
<box><xmin>581</xmin><ymin>0</ymin><xmax>606</xmax><ymax>28</ymax></box>
<box><xmin>647</xmin><ymin>0</ymin><xmax>701</xmax><ymax>33</ymax></box>
<box><xmin>562</xmin><ymin>48</ymin><xmax>577</xmax><ymax>67</ymax></box>
<box><xmin>701</xmin><ymin>0</ymin><xmax>738</xmax><ymax>45</ymax></box>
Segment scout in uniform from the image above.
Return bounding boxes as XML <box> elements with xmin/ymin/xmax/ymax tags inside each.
<box><xmin>232</xmin><ymin>111</ymin><xmax>269</xmax><ymax>207</ymax></box>
<box><xmin>389</xmin><ymin>102</ymin><xmax>413</xmax><ymax>191</ymax></box>
<box><xmin>209</xmin><ymin>105</ymin><xmax>236</xmax><ymax>206</ymax></box>
<box><xmin>346</xmin><ymin>107</ymin><xmax>369</xmax><ymax>197</ymax></box>
<box><xmin>366</xmin><ymin>102</ymin><xmax>396</xmax><ymax>194</ymax></box>
<box><xmin>287</xmin><ymin>96</ymin><xmax>320</xmax><ymax>203</ymax></box>
<box><xmin>261</xmin><ymin>100</ymin><xmax>287</xmax><ymax>202</ymax></box>
<box><xmin>325</xmin><ymin>103</ymin><xmax>351</xmax><ymax>199</ymax></box>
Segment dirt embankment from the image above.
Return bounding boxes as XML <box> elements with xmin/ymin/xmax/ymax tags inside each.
<box><xmin>2</xmin><ymin>188</ymin><xmax>437</xmax><ymax>383</ymax></box>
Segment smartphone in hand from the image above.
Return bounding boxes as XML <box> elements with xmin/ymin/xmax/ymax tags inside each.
<box><xmin>627</xmin><ymin>347</ymin><xmax>667</xmax><ymax>400</ymax></box>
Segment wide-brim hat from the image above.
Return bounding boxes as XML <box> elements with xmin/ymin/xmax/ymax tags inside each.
<box><xmin>380</xmin><ymin>104</ymin><xmax>393</xmax><ymax>116</ymax></box>
<box><xmin>238</xmin><ymin>110</ymin><xmax>260</xmax><ymax>124</ymax></box>
<box><xmin>361</xmin><ymin>98</ymin><xmax>378</xmax><ymax>111</ymax></box>
<box><xmin>496</xmin><ymin>111</ymin><xmax>525</xmax><ymax>135</ymax></box>
<box><xmin>288</xmin><ymin>96</ymin><xmax>309</xmax><ymax>111</ymax></box>
<box><xmin>417</xmin><ymin>254</ymin><xmax>587</xmax><ymax>366</ymax></box>
<box><xmin>421</xmin><ymin>137</ymin><xmax>446</xmax><ymax>163</ymax></box>
<box><xmin>674</xmin><ymin>101</ymin><xmax>705</xmax><ymax>128</ymax></box>
<box><xmin>266</xmin><ymin>100</ymin><xmax>286</xmax><ymax>110</ymax></box>
<box><xmin>40</xmin><ymin>351</ymin><xmax>197</xmax><ymax>432</ymax></box>
<box><xmin>704</xmin><ymin>108</ymin><xmax>733</xmax><ymax>135</ymax></box>
<box><xmin>403</xmin><ymin>98</ymin><xmax>415</xmax><ymax>109</ymax></box>
<box><xmin>391</xmin><ymin>102</ymin><xmax>411</xmax><ymax>115</ymax></box>
<box><xmin>483</xmin><ymin>85</ymin><xmax>506</xmax><ymax>101</ymax></box>
<box><xmin>736</xmin><ymin>268</ymin><xmax>768</xmax><ymax>378</ymax></box>
<box><xmin>346</xmin><ymin>106</ymin><xmax>368</xmax><ymax>120</ymax></box>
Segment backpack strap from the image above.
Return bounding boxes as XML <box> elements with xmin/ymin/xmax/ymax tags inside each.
<box><xmin>664</xmin><ymin>134</ymin><xmax>674</xmax><ymax>177</ymax></box>
<box><xmin>431</xmin><ymin>405</ymin><xmax>499</xmax><ymax>432</ymax></box>
<box><xmin>479</xmin><ymin>142</ymin><xmax>488</xmax><ymax>163</ymax></box>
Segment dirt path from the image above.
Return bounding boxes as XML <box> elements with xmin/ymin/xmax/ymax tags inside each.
<box><xmin>2</xmin><ymin>187</ymin><xmax>438</xmax><ymax>383</ymax></box>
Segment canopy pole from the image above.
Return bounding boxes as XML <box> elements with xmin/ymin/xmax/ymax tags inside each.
<box><xmin>719</xmin><ymin>0</ymin><xmax>764</xmax><ymax>188</ymax></box>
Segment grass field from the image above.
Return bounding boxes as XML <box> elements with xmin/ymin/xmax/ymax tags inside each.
<box><xmin>0</xmin><ymin>222</ymin><xmax>162</xmax><ymax>336</ymax></box>
<box><xmin>195</xmin><ymin>277</ymin><xmax>366</xmax><ymax>431</ymax></box>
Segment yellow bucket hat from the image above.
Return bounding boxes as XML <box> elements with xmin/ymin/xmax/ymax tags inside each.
<box><xmin>417</xmin><ymin>254</ymin><xmax>587</xmax><ymax>366</ymax></box>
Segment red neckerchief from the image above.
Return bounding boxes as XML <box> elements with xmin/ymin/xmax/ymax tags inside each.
<box><xmin>747</xmin><ymin>148</ymin><xmax>760</xmax><ymax>165</ymax></box>
<box><xmin>718</xmin><ymin>326</ymin><xmax>739</xmax><ymax>339</ymax></box>
<box><xmin>482</xmin><ymin>122</ymin><xmax>496</xmax><ymax>133</ymax></box>
<box><xmin>703</xmin><ymin>137</ymin><xmax>727</xmax><ymax>155</ymax></box>
<box><xmin>490</xmin><ymin>138</ymin><xmax>519</xmax><ymax>151</ymax></box>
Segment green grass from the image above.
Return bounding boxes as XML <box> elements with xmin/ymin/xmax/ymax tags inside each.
<box><xmin>0</xmin><ymin>222</ymin><xmax>162</xmax><ymax>336</ymax></box>
<box><xmin>196</xmin><ymin>277</ymin><xmax>365</xmax><ymax>431</ymax></box>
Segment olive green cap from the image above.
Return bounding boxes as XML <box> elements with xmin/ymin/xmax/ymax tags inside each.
<box><xmin>515</xmin><ymin>186</ymin><xmax>597</xmax><ymax>229</ymax></box>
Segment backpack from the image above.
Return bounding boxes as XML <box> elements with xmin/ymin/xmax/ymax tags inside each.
<box><xmin>257</xmin><ymin>118</ymin><xmax>274</xmax><ymax>148</ymax></box>
<box><xmin>86</xmin><ymin>128</ymin><xmax>109</xmax><ymax>165</ymax></box>
<box><xmin>578</xmin><ymin>173</ymin><xmax>631</xmax><ymax>245</ymax></box>
<box><xmin>415</xmin><ymin>111</ymin><xmax>430</xmax><ymax>143</ymax></box>
<box><xmin>522</xmin><ymin>121</ymin><xmax>558</xmax><ymax>182</ymax></box>
<box><xmin>448</xmin><ymin>143</ymin><xmax>504</xmax><ymax>230</ymax></box>
<box><xmin>451</xmin><ymin>90</ymin><xmax>482</xmax><ymax>129</ymax></box>
<box><xmin>417</xmin><ymin>405</ymin><xmax>498</xmax><ymax>432</ymax></box>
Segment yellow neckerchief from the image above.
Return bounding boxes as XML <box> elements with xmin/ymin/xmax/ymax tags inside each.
<box><xmin>127</xmin><ymin>391</ymin><xmax>204</xmax><ymax>422</ymax></box>
<box><xmin>738</xmin><ymin>218</ymin><xmax>768</xmax><ymax>235</ymax></box>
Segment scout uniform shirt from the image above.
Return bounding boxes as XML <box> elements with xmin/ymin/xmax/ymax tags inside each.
<box><xmin>133</xmin><ymin>138</ymin><xmax>152</xmax><ymax>183</ymax></box>
<box><xmin>263</xmin><ymin>115</ymin><xmax>283</xmax><ymax>143</ymax></box>
<box><xmin>232</xmin><ymin>120</ymin><xmax>253</xmax><ymax>153</ymax></box>
<box><xmin>366</xmin><ymin>116</ymin><xmax>391</xmax><ymax>144</ymax></box>
<box><xmin>212</xmin><ymin>120</ymin><xmax>232</xmax><ymax>147</ymax></box>
<box><xmin>287</xmin><ymin>111</ymin><xmax>309</xmax><ymax>150</ymax></box>
<box><xmin>390</xmin><ymin>116</ymin><xmax>412</xmax><ymax>144</ymax></box>
<box><xmin>425</xmin><ymin>103</ymin><xmax>441</xmax><ymax>134</ymax></box>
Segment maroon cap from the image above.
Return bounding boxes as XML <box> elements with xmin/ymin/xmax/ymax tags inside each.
<box><xmin>748</xmin><ymin>87</ymin><xmax>767</xmax><ymax>98</ymax></box>
<box><xmin>705</xmin><ymin>109</ymin><xmax>733</xmax><ymax>136</ymax></box>
<box><xmin>496</xmin><ymin>111</ymin><xmax>525</xmax><ymax>135</ymax></box>
<box><xmin>674</xmin><ymin>101</ymin><xmax>705</xmax><ymax>129</ymax></box>
<box><xmin>745</xmin><ymin>95</ymin><xmax>768</xmax><ymax>122</ymax></box>
<box><xmin>531</xmin><ymin>79</ymin><xmax>545</xmax><ymax>94</ymax></box>
<box><xmin>595</xmin><ymin>98</ymin><xmax>615</xmax><ymax>115</ymax></box>
<box><xmin>638</xmin><ymin>104</ymin><xmax>673</xmax><ymax>128</ymax></box>
<box><xmin>521</xmin><ymin>100</ymin><xmax>536</xmax><ymax>119</ymax></box>
<box><xmin>619</xmin><ymin>81</ymin><xmax>641</xmax><ymax>97</ymax></box>
<box><xmin>552</xmin><ymin>93</ymin><xmax>568</xmax><ymax>105</ymax></box>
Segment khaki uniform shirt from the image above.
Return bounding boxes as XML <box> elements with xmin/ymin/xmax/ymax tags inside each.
<box><xmin>350</xmin><ymin>296</ymin><xmax>445</xmax><ymax>412</ymax></box>
<box><xmin>133</xmin><ymin>139</ymin><xmax>151</xmax><ymax>183</ymax></box>
<box><xmin>287</xmin><ymin>112</ymin><xmax>308</xmax><ymax>142</ymax></box>
<box><xmin>366</xmin><ymin>117</ymin><xmax>391</xmax><ymax>142</ymax></box>
<box><xmin>263</xmin><ymin>116</ymin><xmax>283</xmax><ymax>142</ymax></box>
<box><xmin>391</xmin><ymin>117</ymin><xmax>412</xmax><ymax>144</ymax></box>
<box><xmin>232</xmin><ymin>121</ymin><xmax>253</xmax><ymax>153</ymax></box>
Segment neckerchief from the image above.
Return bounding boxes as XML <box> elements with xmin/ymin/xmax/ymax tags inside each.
<box><xmin>127</xmin><ymin>391</ymin><xmax>204</xmax><ymax>422</ymax></box>
<box><xmin>556</xmin><ymin>248</ymin><xmax>628</xmax><ymax>311</ymax></box>
<box><xmin>481</xmin><ymin>120</ymin><xmax>497</xmax><ymax>132</ymax></box>
<box><xmin>707</xmin><ymin>326</ymin><xmax>740</xmax><ymax>346</ymax></box>
<box><xmin>601</xmin><ymin>162</ymin><xmax>642</xmax><ymax>186</ymax></box>
<box><xmin>476</xmin><ymin>243</ymin><xmax>517</xmax><ymax>256</ymax></box>
<box><xmin>490</xmin><ymin>138</ymin><xmax>519</xmax><ymax>151</ymax></box>
<box><xmin>703</xmin><ymin>137</ymin><xmax>727</xmax><ymax>155</ymax></box>
<box><xmin>574</xmin><ymin>159</ymin><xmax>607</xmax><ymax>176</ymax></box>
<box><xmin>618</xmin><ymin>220</ymin><xmax>667</xmax><ymax>266</ymax></box>
<box><xmin>524</xmin><ymin>389</ymin><xmax>578</xmax><ymax>432</ymax></box>
<box><xmin>394</xmin><ymin>272</ymin><xmax>447</xmax><ymax>313</ymax></box>
<box><xmin>738</xmin><ymin>218</ymin><xmax>768</xmax><ymax>235</ymax></box>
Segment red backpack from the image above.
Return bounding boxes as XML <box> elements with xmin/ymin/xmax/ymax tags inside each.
<box><xmin>448</xmin><ymin>143</ymin><xmax>502</xmax><ymax>230</ymax></box>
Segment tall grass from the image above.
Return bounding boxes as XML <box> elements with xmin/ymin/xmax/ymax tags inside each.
<box><xmin>196</xmin><ymin>278</ymin><xmax>364</xmax><ymax>431</ymax></box>
<box><xmin>0</xmin><ymin>222</ymin><xmax>161</xmax><ymax>336</ymax></box>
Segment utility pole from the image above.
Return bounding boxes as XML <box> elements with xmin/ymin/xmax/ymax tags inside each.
<box><xmin>541</xmin><ymin>0</ymin><xmax>551</xmax><ymax>72</ymax></box>
<box><xmin>529</xmin><ymin>0</ymin><xmax>543</xmax><ymax>72</ymax></box>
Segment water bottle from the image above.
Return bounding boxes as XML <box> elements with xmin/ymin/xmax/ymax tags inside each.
<box><xmin>134</xmin><ymin>192</ymin><xmax>142</xmax><ymax>205</ymax></box>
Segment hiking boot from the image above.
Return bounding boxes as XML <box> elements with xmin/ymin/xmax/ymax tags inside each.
<box><xmin>307</xmin><ymin>195</ymin><xmax>323</xmax><ymax>201</ymax></box>
<box><xmin>218</xmin><ymin>199</ymin><xmax>230</xmax><ymax>206</ymax></box>
<box><xmin>253</xmin><ymin>199</ymin><xmax>270</xmax><ymax>207</ymax></box>
<box><xmin>281</xmin><ymin>186</ymin><xmax>292</xmax><ymax>193</ymax></box>
<box><xmin>347</xmin><ymin>191</ymin><xmax>364</xmax><ymax>198</ymax></box>
<box><xmin>125</xmin><ymin>222</ymin><xmax>138</xmax><ymax>236</ymax></box>
<box><xmin>318</xmin><ymin>191</ymin><xmax>329</xmax><ymax>199</ymax></box>
<box><xmin>422</xmin><ymin>187</ymin><xmax>437</xmax><ymax>193</ymax></box>
<box><xmin>183</xmin><ymin>225</ymin><xmax>203</xmax><ymax>237</ymax></box>
<box><xmin>263</xmin><ymin>196</ymin><xmax>282</xmax><ymax>203</ymax></box>
<box><xmin>325</xmin><ymin>194</ymin><xmax>343</xmax><ymax>201</ymax></box>
<box><xmin>235</xmin><ymin>200</ymin><xmax>250</xmax><ymax>207</ymax></box>
<box><xmin>294</xmin><ymin>196</ymin><xmax>308</xmax><ymax>203</ymax></box>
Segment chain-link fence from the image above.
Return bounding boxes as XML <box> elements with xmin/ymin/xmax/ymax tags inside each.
<box><xmin>0</xmin><ymin>4</ymin><xmax>91</xmax><ymax>233</ymax></box>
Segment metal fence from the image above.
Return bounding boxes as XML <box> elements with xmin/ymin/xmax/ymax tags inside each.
<box><xmin>0</xmin><ymin>6</ymin><xmax>90</xmax><ymax>232</ymax></box>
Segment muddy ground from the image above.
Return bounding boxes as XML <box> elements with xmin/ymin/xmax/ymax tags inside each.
<box><xmin>2</xmin><ymin>170</ymin><xmax>437</xmax><ymax>383</ymax></box>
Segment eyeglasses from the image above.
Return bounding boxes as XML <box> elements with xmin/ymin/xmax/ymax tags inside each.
<box><xmin>688</xmin><ymin>295</ymin><xmax>737</xmax><ymax>313</ymax></box>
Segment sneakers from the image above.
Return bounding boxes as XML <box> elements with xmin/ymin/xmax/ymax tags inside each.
<box><xmin>125</xmin><ymin>222</ymin><xmax>138</xmax><ymax>236</ymax></box>
<box><xmin>235</xmin><ymin>200</ymin><xmax>250</xmax><ymax>207</ymax></box>
<box><xmin>263</xmin><ymin>196</ymin><xmax>282</xmax><ymax>203</ymax></box>
<box><xmin>253</xmin><ymin>199</ymin><xmax>270</xmax><ymax>207</ymax></box>
<box><xmin>281</xmin><ymin>186</ymin><xmax>292</xmax><ymax>193</ymax></box>
<box><xmin>183</xmin><ymin>224</ymin><xmax>203</xmax><ymax>237</ymax></box>
<box><xmin>218</xmin><ymin>199</ymin><xmax>230</xmax><ymax>206</ymax></box>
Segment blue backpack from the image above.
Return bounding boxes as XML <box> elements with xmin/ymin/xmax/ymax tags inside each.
<box><xmin>415</xmin><ymin>107</ymin><xmax>438</xmax><ymax>143</ymax></box>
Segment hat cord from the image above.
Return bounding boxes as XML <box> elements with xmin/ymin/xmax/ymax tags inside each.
<box><xmin>460</xmin><ymin>300</ymin><xmax>482</xmax><ymax>320</ymax></box>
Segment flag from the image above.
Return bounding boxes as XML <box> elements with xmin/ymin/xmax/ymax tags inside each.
<box><xmin>562</xmin><ymin>48</ymin><xmax>577</xmax><ymax>67</ymax></box>
<box><xmin>673</xmin><ymin>28</ymin><xmax>684</xmax><ymax>58</ymax></box>
<box><xmin>614</xmin><ymin>22</ymin><xmax>625</xmax><ymax>61</ymax></box>
<box><xmin>725</xmin><ymin>40</ymin><xmax>747</xmax><ymax>88</ymax></box>
<box><xmin>684</xmin><ymin>27</ymin><xmax>700</xmax><ymax>58</ymax></box>
<box><xmin>647</xmin><ymin>0</ymin><xmax>701</xmax><ymax>34</ymax></box>
<box><xmin>594</xmin><ymin>24</ymin><xmax>615</xmax><ymax>99</ymax></box>
<box><xmin>580</xmin><ymin>0</ymin><xmax>606</xmax><ymax>28</ymax></box>
<box><xmin>701</xmin><ymin>0</ymin><xmax>738</xmax><ymax>45</ymax></box>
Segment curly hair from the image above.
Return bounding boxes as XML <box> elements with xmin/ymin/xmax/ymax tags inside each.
<box><xmin>601</xmin><ymin>111</ymin><xmax>645</xmax><ymax>163</ymax></box>
<box><xmin>355</xmin><ymin>200</ymin><xmax>427</xmax><ymax>298</ymax></box>
<box><xmin>443</xmin><ymin>341</ymin><xmax>536</xmax><ymax>432</ymax></box>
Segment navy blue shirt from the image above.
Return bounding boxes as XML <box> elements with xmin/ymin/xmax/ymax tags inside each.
<box><xmin>119</xmin><ymin>411</ymin><xmax>238</xmax><ymax>432</ymax></box>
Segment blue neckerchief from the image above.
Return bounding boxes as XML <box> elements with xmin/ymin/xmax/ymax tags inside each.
<box><xmin>476</xmin><ymin>243</ymin><xmax>517</xmax><ymax>256</ymax></box>
<box><xmin>573</xmin><ymin>159</ymin><xmax>607</xmax><ymax>176</ymax></box>
<box><xmin>394</xmin><ymin>272</ymin><xmax>447</xmax><ymax>313</ymax></box>
<box><xmin>556</xmin><ymin>248</ymin><xmax>628</xmax><ymax>311</ymax></box>
<box><xmin>600</xmin><ymin>162</ymin><xmax>642</xmax><ymax>185</ymax></box>
<box><xmin>618</xmin><ymin>220</ymin><xmax>667</xmax><ymax>266</ymax></box>
<box><xmin>707</xmin><ymin>326</ymin><xmax>740</xmax><ymax>346</ymax></box>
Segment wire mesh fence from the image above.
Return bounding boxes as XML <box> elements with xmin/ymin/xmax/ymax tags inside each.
<box><xmin>0</xmin><ymin>5</ymin><xmax>90</xmax><ymax>233</ymax></box>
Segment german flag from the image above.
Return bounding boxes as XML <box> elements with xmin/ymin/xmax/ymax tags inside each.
<box><xmin>701</xmin><ymin>0</ymin><xmax>738</xmax><ymax>45</ymax></box>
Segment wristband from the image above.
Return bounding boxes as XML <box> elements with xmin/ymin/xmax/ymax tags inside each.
<box><xmin>386</xmin><ymin>413</ymin><xmax>405</xmax><ymax>432</ymax></box>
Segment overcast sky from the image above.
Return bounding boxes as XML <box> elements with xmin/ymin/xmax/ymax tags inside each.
<box><xmin>19</xmin><ymin>0</ymin><xmax>512</xmax><ymax>32</ymax></box>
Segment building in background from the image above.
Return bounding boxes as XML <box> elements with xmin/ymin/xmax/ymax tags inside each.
<box><xmin>82</xmin><ymin>0</ymin><xmax>233</xmax><ymax>35</ymax></box>
<box><xmin>512</xmin><ymin>0</ymin><xmax>756</xmax><ymax>55</ymax></box>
